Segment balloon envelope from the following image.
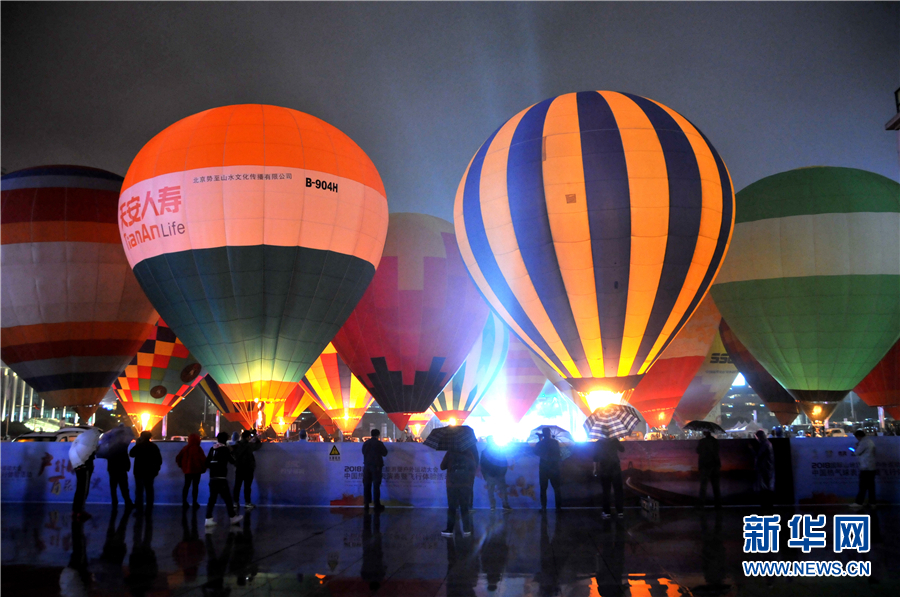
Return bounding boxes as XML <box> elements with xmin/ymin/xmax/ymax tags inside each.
<box><xmin>431</xmin><ymin>312</ymin><xmax>509</xmax><ymax>424</ymax></box>
<box><xmin>455</xmin><ymin>91</ymin><xmax>734</xmax><ymax>399</ymax></box>
<box><xmin>193</xmin><ymin>375</ymin><xmax>258</xmax><ymax>430</ymax></box>
<box><xmin>672</xmin><ymin>330</ymin><xmax>739</xmax><ymax>425</ymax></box>
<box><xmin>118</xmin><ymin>104</ymin><xmax>388</xmax><ymax>420</ymax></box>
<box><xmin>711</xmin><ymin>167</ymin><xmax>899</xmax><ymax>419</ymax></box>
<box><xmin>854</xmin><ymin>340</ymin><xmax>899</xmax><ymax>408</ymax></box>
<box><xmin>628</xmin><ymin>294</ymin><xmax>722</xmax><ymax>427</ymax></box>
<box><xmin>332</xmin><ymin>213</ymin><xmax>489</xmax><ymax>415</ymax></box>
<box><xmin>1</xmin><ymin>166</ymin><xmax>158</xmax><ymax>421</ymax></box>
<box><xmin>112</xmin><ymin>318</ymin><xmax>205</xmax><ymax>432</ymax></box>
<box><xmin>300</xmin><ymin>343</ymin><xmax>374</xmax><ymax>434</ymax></box>
<box><xmin>719</xmin><ymin>320</ymin><xmax>800</xmax><ymax>426</ymax></box>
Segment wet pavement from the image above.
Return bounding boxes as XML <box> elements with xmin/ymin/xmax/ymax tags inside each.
<box><xmin>2</xmin><ymin>503</ymin><xmax>898</xmax><ymax>597</ymax></box>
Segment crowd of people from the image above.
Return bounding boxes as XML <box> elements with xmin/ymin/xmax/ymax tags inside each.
<box><xmin>68</xmin><ymin>424</ymin><xmax>880</xmax><ymax>531</ymax></box>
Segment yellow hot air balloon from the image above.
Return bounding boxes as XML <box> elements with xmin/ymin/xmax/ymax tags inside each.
<box><xmin>300</xmin><ymin>343</ymin><xmax>374</xmax><ymax>435</ymax></box>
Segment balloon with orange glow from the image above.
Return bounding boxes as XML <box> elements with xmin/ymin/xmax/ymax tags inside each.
<box><xmin>332</xmin><ymin>213</ymin><xmax>490</xmax><ymax>424</ymax></box>
<box><xmin>407</xmin><ymin>411</ymin><xmax>435</xmax><ymax>437</ymax></box>
<box><xmin>455</xmin><ymin>91</ymin><xmax>734</xmax><ymax>404</ymax></box>
<box><xmin>672</xmin><ymin>330</ymin><xmax>739</xmax><ymax>425</ymax></box>
<box><xmin>854</xmin><ymin>340</ymin><xmax>899</xmax><ymax>409</ymax></box>
<box><xmin>719</xmin><ymin>320</ymin><xmax>800</xmax><ymax>426</ymax></box>
<box><xmin>112</xmin><ymin>318</ymin><xmax>205</xmax><ymax>432</ymax></box>
<box><xmin>270</xmin><ymin>384</ymin><xmax>314</xmax><ymax>435</ymax></box>
<box><xmin>627</xmin><ymin>295</ymin><xmax>722</xmax><ymax>427</ymax></box>
<box><xmin>117</xmin><ymin>104</ymin><xmax>389</xmax><ymax>419</ymax></box>
<box><xmin>193</xmin><ymin>375</ymin><xmax>260</xmax><ymax>429</ymax></box>
<box><xmin>300</xmin><ymin>343</ymin><xmax>374</xmax><ymax>435</ymax></box>
<box><xmin>307</xmin><ymin>402</ymin><xmax>338</xmax><ymax>436</ymax></box>
<box><xmin>431</xmin><ymin>312</ymin><xmax>508</xmax><ymax>425</ymax></box>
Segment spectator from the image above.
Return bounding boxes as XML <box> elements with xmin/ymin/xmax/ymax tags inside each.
<box><xmin>70</xmin><ymin>428</ymin><xmax>101</xmax><ymax>522</ymax></box>
<box><xmin>107</xmin><ymin>433</ymin><xmax>133</xmax><ymax>510</ymax></box>
<box><xmin>751</xmin><ymin>429</ymin><xmax>775</xmax><ymax>509</ymax></box>
<box><xmin>361</xmin><ymin>429</ymin><xmax>388</xmax><ymax>511</ymax></box>
<box><xmin>696</xmin><ymin>431</ymin><xmax>721</xmax><ymax>509</ymax></box>
<box><xmin>441</xmin><ymin>447</ymin><xmax>476</xmax><ymax>537</ymax></box>
<box><xmin>480</xmin><ymin>437</ymin><xmax>511</xmax><ymax>510</ymax></box>
<box><xmin>232</xmin><ymin>429</ymin><xmax>262</xmax><ymax>511</ymax></box>
<box><xmin>851</xmin><ymin>430</ymin><xmax>877</xmax><ymax>509</ymax></box>
<box><xmin>130</xmin><ymin>431</ymin><xmax>162</xmax><ymax>515</ymax></box>
<box><xmin>534</xmin><ymin>428</ymin><xmax>562</xmax><ymax>511</ymax></box>
<box><xmin>593</xmin><ymin>436</ymin><xmax>625</xmax><ymax>518</ymax></box>
<box><xmin>175</xmin><ymin>433</ymin><xmax>206</xmax><ymax>508</ymax></box>
<box><xmin>204</xmin><ymin>432</ymin><xmax>243</xmax><ymax>527</ymax></box>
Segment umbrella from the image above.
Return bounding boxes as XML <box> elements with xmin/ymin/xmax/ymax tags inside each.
<box><xmin>423</xmin><ymin>425</ymin><xmax>477</xmax><ymax>452</ymax></box>
<box><xmin>526</xmin><ymin>425</ymin><xmax>574</xmax><ymax>443</ymax></box>
<box><xmin>527</xmin><ymin>425</ymin><xmax>574</xmax><ymax>460</ymax></box>
<box><xmin>584</xmin><ymin>405</ymin><xmax>641</xmax><ymax>440</ymax></box>
<box><xmin>68</xmin><ymin>428</ymin><xmax>101</xmax><ymax>468</ymax></box>
<box><xmin>683</xmin><ymin>421</ymin><xmax>726</xmax><ymax>434</ymax></box>
<box><xmin>96</xmin><ymin>424</ymin><xmax>136</xmax><ymax>459</ymax></box>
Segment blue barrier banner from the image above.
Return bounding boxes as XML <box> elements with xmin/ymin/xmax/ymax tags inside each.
<box><xmin>790</xmin><ymin>436</ymin><xmax>900</xmax><ymax>505</ymax></box>
<box><xmin>1</xmin><ymin>438</ymin><xmax>792</xmax><ymax>508</ymax></box>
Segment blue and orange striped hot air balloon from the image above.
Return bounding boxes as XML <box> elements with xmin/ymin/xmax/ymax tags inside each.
<box><xmin>455</xmin><ymin>91</ymin><xmax>734</xmax><ymax>408</ymax></box>
<box><xmin>1</xmin><ymin>166</ymin><xmax>158</xmax><ymax>422</ymax></box>
<box><xmin>300</xmin><ymin>343</ymin><xmax>374</xmax><ymax>435</ymax></box>
<box><xmin>117</xmin><ymin>105</ymin><xmax>389</xmax><ymax>425</ymax></box>
<box><xmin>193</xmin><ymin>375</ymin><xmax>259</xmax><ymax>430</ymax></box>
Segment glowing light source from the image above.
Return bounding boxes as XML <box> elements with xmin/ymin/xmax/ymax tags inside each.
<box><xmin>448</xmin><ymin>417</ymin><xmax>458</xmax><ymax>426</ymax></box>
<box><xmin>658</xmin><ymin>411</ymin><xmax>666</xmax><ymax>421</ymax></box>
<box><xmin>585</xmin><ymin>390</ymin><xmax>624</xmax><ymax>412</ymax></box>
<box><xmin>140</xmin><ymin>412</ymin><xmax>151</xmax><ymax>431</ymax></box>
<box><xmin>812</xmin><ymin>405</ymin><xmax>822</xmax><ymax>416</ymax></box>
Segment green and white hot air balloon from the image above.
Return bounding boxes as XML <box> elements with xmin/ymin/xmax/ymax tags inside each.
<box><xmin>710</xmin><ymin>167</ymin><xmax>900</xmax><ymax>424</ymax></box>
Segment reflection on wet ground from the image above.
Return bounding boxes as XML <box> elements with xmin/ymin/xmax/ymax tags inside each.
<box><xmin>2</xmin><ymin>503</ymin><xmax>898</xmax><ymax>596</ymax></box>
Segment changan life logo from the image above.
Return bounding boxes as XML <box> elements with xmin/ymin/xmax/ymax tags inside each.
<box><xmin>120</xmin><ymin>185</ymin><xmax>185</xmax><ymax>248</ymax></box>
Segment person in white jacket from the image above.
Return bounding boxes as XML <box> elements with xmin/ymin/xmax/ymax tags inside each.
<box><xmin>850</xmin><ymin>430</ymin><xmax>876</xmax><ymax>509</ymax></box>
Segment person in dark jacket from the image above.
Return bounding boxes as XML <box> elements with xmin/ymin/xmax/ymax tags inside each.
<box><xmin>441</xmin><ymin>447</ymin><xmax>476</xmax><ymax>537</ymax></box>
<box><xmin>176</xmin><ymin>433</ymin><xmax>206</xmax><ymax>508</ymax></box>
<box><xmin>232</xmin><ymin>429</ymin><xmax>262</xmax><ymax>511</ymax></box>
<box><xmin>361</xmin><ymin>429</ymin><xmax>388</xmax><ymax>511</ymax></box>
<box><xmin>107</xmin><ymin>437</ymin><xmax>133</xmax><ymax>510</ymax></box>
<box><xmin>534</xmin><ymin>428</ymin><xmax>562</xmax><ymax>511</ymax></box>
<box><xmin>130</xmin><ymin>431</ymin><xmax>162</xmax><ymax>515</ymax></box>
<box><xmin>480</xmin><ymin>436</ymin><xmax>511</xmax><ymax>510</ymax></box>
<box><xmin>751</xmin><ymin>429</ymin><xmax>775</xmax><ymax>509</ymax></box>
<box><xmin>205</xmin><ymin>432</ymin><xmax>243</xmax><ymax>527</ymax></box>
<box><xmin>697</xmin><ymin>430</ymin><xmax>722</xmax><ymax>508</ymax></box>
<box><xmin>593</xmin><ymin>436</ymin><xmax>625</xmax><ymax>518</ymax></box>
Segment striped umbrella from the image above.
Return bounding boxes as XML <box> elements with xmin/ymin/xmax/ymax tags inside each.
<box><xmin>423</xmin><ymin>424</ymin><xmax>477</xmax><ymax>452</ymax></box>
<box><xmin>583</xmin><ymin>405</ymin><xmax>641</xmax><ymax>440</ymax></box>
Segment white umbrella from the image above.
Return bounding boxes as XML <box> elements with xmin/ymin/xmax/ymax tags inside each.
<box><xmin>68</xmin><ymin>429</ymin><xmax>100</xmax><ymax>468</ymax></box>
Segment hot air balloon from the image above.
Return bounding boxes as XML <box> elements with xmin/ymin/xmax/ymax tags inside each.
<box><xmin>719</xmin><ymin>320</ymin><xmax>799</xmax><ymax>426</ymax></box>
<box><xmin>194</xmin><ymin>375</ymin><xmax>259</xmax><ymax>430</ymax></box>
<box><xmin>672</xmin><ymin>330</ymin><xmax>739</xmax><ymax>425</ymax></box>
<box><xmin>854</xmin><ymin>340</ymin><xmax>899</xmax><ymax>409</ymax></box>
<box><xmin>332</xmin><ymin>213</ymin><xmax>490</xmax><ymax>430</ymax></box>
<box><xmin>454</xmin><ymin>91</ymin><xmax>734</xmax><ymax>412</ymax></box>
<box><xmin>406</xmin><ymin>411</ymin><xmax>435</xmax><ymax>437</ymax></box>
<box><xmin>485</xmin><ymin>333</ymin><xmax>552</xmax><ymax>422</ymax></box>
<box><xmin>111</xmin><ymin>318</ymin><xmax>205</xmax><ymax>432</ymax></box>
<box><xmin>431</xmin><ymin>312</ymin><xmax>509</xmax><ymax>425</ymax></box>
<box><xmin>711</xmin><ymin>167</ymin><xmax>899</xmax><ymax>425</ymax></box>
<box><xmin>300</xmin><ymin>343</ymin><xmax>374</xmax><ymax>435</ymax></box>
<box><xmin>307</xmin><ymin>402</ymin><xmax>338</xmax><ymax>436</ymax></box>
<box><xmin>117</xmin><ymin>104</ymin><xmax>388</xmax><ymax>427</ymax></box>
<box><xmin>1</xmin><ymin>166</ymin><xmax>158</xmax><ymax>423</ymax></box>
<box><xmin>627</xmin><ymin>295</ymin><xmax>722</xmax><ymax>427</ymax></box>
<box><xmin>271</xmin><ymin>384</ymin><xmax>314</xmax><ymax>435</ymax></box>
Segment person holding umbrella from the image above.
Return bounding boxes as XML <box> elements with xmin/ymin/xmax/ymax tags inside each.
<box><xmin>593</xmin><ymin>434</ymin><xmax>625</xmax><ymax>519</ymax></box>
<box><xmin>425</xmin><ymin>424</ymin><xmax>478</xmax><ymax>537</ymax></box>
<box><xmin>70</xmin><ymin>428</ymin><xmax>101</xmax><ymax>522</ymax></box>
<box><xmin>534</xmin><ymin>427</ymin><xmax>562</xmax><ymax>511</ymax></box>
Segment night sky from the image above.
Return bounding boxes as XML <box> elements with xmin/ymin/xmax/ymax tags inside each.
<box><xmin>2</xmin><ymin>2</ymin><xmax>897</xmax><ymax>220</ymax></box>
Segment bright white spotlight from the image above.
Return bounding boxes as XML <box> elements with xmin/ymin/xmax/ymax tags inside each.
<box><xmin>585</xmin><ymin>390</ymin><xmax>623</xmax><ymax>412</ymax></box>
